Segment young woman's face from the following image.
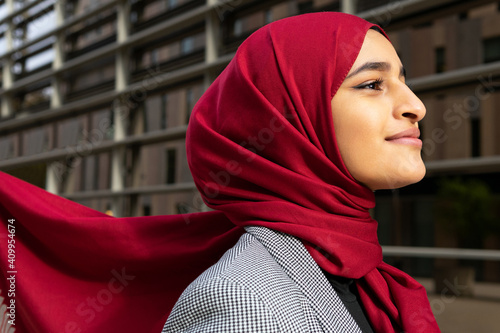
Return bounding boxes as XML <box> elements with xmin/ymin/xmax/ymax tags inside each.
<box><xmin>331</xmin><ymin>29</ymin><xmax>426</xmax><ymax>190</ymax></box>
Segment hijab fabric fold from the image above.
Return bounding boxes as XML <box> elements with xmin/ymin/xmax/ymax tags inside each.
<box><xmin>0</xmin><ymin>12</ymin><xmax>439</xmax><ymax>333</ymax></box>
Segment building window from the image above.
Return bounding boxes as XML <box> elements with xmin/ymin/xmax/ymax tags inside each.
<box><xmin>234</xmin><ymin>19</ymin><xmax>243</xmax><ymax>37</ymax></box>
<box><xmin>60</xmin><ymin>118</ymin><xmax>81</xmax><ymax>147</ymax></box>
<box><xmin>414</xmin><ymin>21</ymin><xmax>432</xmax><ymax>28</ymax></box>
<box><xmin>265</xmin><ymin>10</ymin><xmax>273</xmax><ymax>24</ymax></box>
<box><xmin>458</xmin><ymin>11</ymin><xmax>468</xmax><ymax>20</ymax></box>
<box><xmin>471</xmin><ymin>117</ymin><xmax>480</xmax><ymax>157</ymax></box>
<box><xmin>24</xmin><ymin>127</ymin><xmax>49</xmax><ymax>156</ymax></box>
<box><xmin>143</xmin><ymin>196</ymin><xmax>151</xmax><ymax>216</ymax></box>
<box><xmin>186</xmin><ymin>88</ymin><xmax>194</xmax><ymax>124</ymax></box>
<box><xmin>151</xmin><ymin>48</ymin><xmax>159</xmax><ymax>65</ymax></box>
<box><xmin>93</xmin><ymin>154</ymin><xmax>100</xmax><ymax>190</ymax></box>
<box><xmin>82</xmin><ymin>155</ymin><xmax>98</xmax><ymax>191</ymax></box>
<box><xmin>142</xmin><ymin>102</ymin><xmax>148</xmax><ymax>132</ymax></box>
<box><xmin>165</xmin><ymin>148</ymin><xmax>176</xmax><ymax>184</ymax></box>
<box><xmin>435</xmin><ymin>47</ymin><xmax>446</xmax><ymax>73</ymax></box>
<box><xmin>181</xmin><ymin>36</ymin><xmax>194</xmax><ymax>55</ymax></box>
<box><xmin>0</xmin><ymin>138</ymin><xmax>14</xmax><ymax>160</ymax></box>
<box><xmin>483</xmin><ymin>36</ymin><xmax>500</xmax><ymax>63</ymax></box>
<box><xmin>168</xmin><ymin>0</ymin><xmax>178</xmax><ymax>9</ymax></box>
<box><xmin>130</xmin><ymin>11</ymin><xmax>138</xmax><ymax>24</ymax></box>
<box><xmin>161</xmin><ymin>94</ymin><xmax>168</xmax><ymax>129</ymax></box>
<box><xmin>298</xmin><ymin>1</ymin><xmax>313</xmax><ymax>14</ymax></box>
<box><xmin>106</xmin><ymin>109</ymin><xmax>115</xmax><ymax>140</ymax></box>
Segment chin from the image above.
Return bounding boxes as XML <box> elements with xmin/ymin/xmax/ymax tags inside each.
<box><xmin>389</xmin><ymin>160</ymin><xmax>426</xmax><ymax>189</ymax></box>
<box><xmin>368</xmin><ymin>158</ymin><xmax>426</xmax><ymax>191</ymax></box>
<box><xmin>396</xmin><ymin>170</ymin><xmax>425</xmax><ymax>189</ymax></box>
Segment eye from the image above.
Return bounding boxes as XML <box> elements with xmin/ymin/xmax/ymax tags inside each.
<box><xmin>354</xmin><ymin>79</ymin><xmax>383</xmax><ymax>91</ymax></box>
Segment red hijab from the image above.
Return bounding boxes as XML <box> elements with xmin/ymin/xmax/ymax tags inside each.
<box><xmin>0</xmin><ymin>12</ymin><xmax>439</xmax><ymax>333</ymax></box>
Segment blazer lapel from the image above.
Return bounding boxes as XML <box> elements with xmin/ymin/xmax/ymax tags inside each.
<box><xmin>246</xmin><ymin>226</ymin><xmax>362</xmax><ymax>333</ymax></box>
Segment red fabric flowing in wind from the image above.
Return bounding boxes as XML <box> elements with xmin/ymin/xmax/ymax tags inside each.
<box><xmin>0</xmin><ymin>12</ymin><xmax>439</xmax><ymax>333</ymax></box>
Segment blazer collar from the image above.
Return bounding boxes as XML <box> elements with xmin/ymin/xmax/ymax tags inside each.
<box><xmin>245</xmin><ymin>226</ymin><xmax>362</xmax><ymax>333</ymax></box>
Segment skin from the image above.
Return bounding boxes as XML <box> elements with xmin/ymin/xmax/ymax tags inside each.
<box><xmin>331</xmin><ymin>29</ymin><xmax>427</xmax><ymax>190</ymax></box>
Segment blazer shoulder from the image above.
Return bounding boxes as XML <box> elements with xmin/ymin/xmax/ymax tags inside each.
<box><xmin>164</xmin><ymin>232</ymin><xmax>311</xmax><ymax>332</ymax></box>
<box><xmin>163</xmin><ymin>273</ymin><xmax>281</xmax><ymax>332</ymax></box>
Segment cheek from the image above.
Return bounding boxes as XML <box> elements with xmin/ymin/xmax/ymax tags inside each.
<box><xmin>341</xmin><ymin>138</ymin><xmax>386</xmax><ymax>189</ymax></box>
<box><xmin>334</xmin><ymin>111</ymin><xmax>385</xmax><ymax>185</ymax></box>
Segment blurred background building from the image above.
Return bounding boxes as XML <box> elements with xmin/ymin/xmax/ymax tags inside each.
<box><xmin>1</xmin><ymin>0</ymin><xmax>500</xmax><ymax>331</ymax></box>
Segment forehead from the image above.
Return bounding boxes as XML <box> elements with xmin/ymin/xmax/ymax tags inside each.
<box><xmin>351</xmin><ymin>29</ymin><xmax>400</xmax><ymax>69</ymax></box>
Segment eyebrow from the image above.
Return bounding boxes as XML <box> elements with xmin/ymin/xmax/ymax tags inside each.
<box><xmin>345</xmin><ymin>61</ymin><xmax>406</xmax><ymax>80</ymax></box>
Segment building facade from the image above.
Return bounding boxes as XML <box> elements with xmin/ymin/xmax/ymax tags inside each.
<box><xmin>1</xmin><ymin>0</ymin><xmax>499</xmax><ymax>282</ymax></box>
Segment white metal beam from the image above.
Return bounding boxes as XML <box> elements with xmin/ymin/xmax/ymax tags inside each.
<box><xmin>383</xmin><ymin>246</ymin><xmax>500</xmax><ymax>261</ymax></box>
<box><xmin>425</xmin><ymin>156</ymin><xmax>500</xmax><ymax>175</ymax></box>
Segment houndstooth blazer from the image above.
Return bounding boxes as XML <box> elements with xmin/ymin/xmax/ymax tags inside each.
<box><xmin>163</xmin><ymin>226</ymin><xmax>363</xmax><ymax>333</ymax></box>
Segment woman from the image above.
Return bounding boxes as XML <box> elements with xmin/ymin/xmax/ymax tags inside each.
<box><xmin>163</xmin><ymin>12</ymin><xmax>438</xmax><ymax>333</ymax></box>
<box><xmin>0</xmin><ymin>11</ymin><xmax>438</xmax><ymax>333</ymax></box>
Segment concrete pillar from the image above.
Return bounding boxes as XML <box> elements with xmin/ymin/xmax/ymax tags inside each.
<box><xmin>45</xmin><ymin>0</ymin><xmax>67</xmax><ymax>194</ymax></box>
<box><xmin>205</xmin><ymin>9</ymin><xmax>219</xmax><ymax>64</ymax></box>
<box><xmin>46</xmin><ymin>163</ymin><xmax>61</xmax><ymax>194</ymax></box>
<box><xmin>204</xmin><ymin>2</ymin><xmax>221</xmax><ymax>90</ymax></box>
<box><xmin>117</xmin><ymin>0</ymin><xmax>131</xmax><ymax>43</ymax></box>
<box><xmin>111</xmin><ymin>0</ymin><xmax>132</xmax><ymax>216</ymax></box>
<box><xmin>1</xmin><ymin>0</ymin><xmax>16</xmax><ymax>118</ymax></box>
<box><xmin>1</xmin><ymin>61</ymin><xmax>14</xmax><ymax>118</ymax></box>
<box><xmin>51</xmin><ymin>0</ymin><xmax>65</xmax><ymax>108</ymax></box>
<box><xmin>53</xmin><ymin>0</ymin><xmax>66</xmax><ymax>70</ymax></box>
<box><xmin>341</xmin><ymin>0</ymin><xmax>357</xmax><ymax>14</ymax></box>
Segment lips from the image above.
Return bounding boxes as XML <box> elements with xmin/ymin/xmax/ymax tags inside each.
<box><xmin>385</xmin><ymin>127</ymin><xmax>422</xmax><ymax>147</ymax></box>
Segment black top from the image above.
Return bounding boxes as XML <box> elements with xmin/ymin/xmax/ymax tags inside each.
<box><xmin>322</xmin><ymin>271</ymin><xmax>374</xmax><ymax>333</ymax></box>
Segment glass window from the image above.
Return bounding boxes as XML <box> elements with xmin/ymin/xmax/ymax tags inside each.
<box><xmin>144</xmin><ymin>95</ymin><xmax>162</xmax><ymax>132</ymax></box>
<box><xmin>181</xmin><ymin>36</ymin><xmax>194</xmax><ymax>54</ymax></box>
<box><xmin>298</xmin><ymin>0</ymin><xmax>313</xmax><ymax>13</ymax></box>
<box><xmin>168</xmin><ymin>0</ymin><xmax>178</xmax><ymax>9</ymax></box>
<box><xmin>23</xmin><ymin>127</ymin><xmax>49</xmax><ymax>156</ymax></box>
<box><xmin>143</xmin><ymin>196</ymin><xmax>151</xmax><ymax>216</ymax></box>
<box><xmin>165</xmin><ymin>148</ymin><xmax>176</xmax><ymax>184</ymax></box>
<box><xmin>107</xmin><ymin>109</ymin><xmax>114</xmax><ymax>140</ymax></box>
<box><xmin>483</xmin><ymin>36</ymin><xmax>500</xmax><ymax>63</ymax></box>
<box><xmin>265</xmin><ymin>10</ymin><xmax>272</xmax><ymax>24</ymax></box>
<box><xmin>234</xmin><ymin>19</ymin><xmax>243</xmax><ymax>37</ymax></box>
<box><xmin>0</xmin><ymin>137</ymin><xmax>14</xmax><ymax>160</ymax></box>
<box><xmin>59</xmin><ymin>118</ymin><xmax>81</xmax><ymax>148</ymax></box>
<box><xmin>471</xmin><ymin>117</ymin><xmax>481</xmax><ymax>157</ymax></box>
<box><xmin>82</xmin><ymin>155</ymin><xmax>97</xmax><ymax>191</ymax></box>
<box><xmin>161</xmin><ymin>94</ymin><xmax>168</xmax><ymax>129</ymax></box>
<box><xmin>151</xmin><ymin>48</ymin><xmax>159</xmax><ymax>65</ymax></box>
<box><xmin>435</xmin><ymin>47</ymin><xmax>445</xmax><ymax>73</ymax></box>
<box><xmin>130</xmin><ymin>11</ymin><xmax>138</xmax><ymax>23</ymax></box>
<box><xmin>186</xmin><ymin>88</ymin><xmax>193</xmax><ymax>124</ymax></box>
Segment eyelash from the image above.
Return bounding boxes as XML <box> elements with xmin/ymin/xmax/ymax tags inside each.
<box><xmin>355</xmin><ymin>78</ymin><xmax>383</xmax><ymax>91</ymax></box>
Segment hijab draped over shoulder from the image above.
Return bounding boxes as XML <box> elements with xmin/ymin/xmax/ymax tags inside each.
<box><xmin>0</xmin><ymin>12</ymin><xmax>439</xmax><ymax>333</ymax></box>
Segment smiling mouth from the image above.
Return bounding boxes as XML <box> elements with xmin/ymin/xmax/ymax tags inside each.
<box><xmin>385</xmin><ymin>128</ymin><xmax>422</xmax><ymax>147</ymax></box>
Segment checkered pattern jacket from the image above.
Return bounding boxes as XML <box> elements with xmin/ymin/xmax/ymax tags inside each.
<box><xmin>163</xmin><ymin>226</ymin><xmax>363</xmax><ymax>332</ymax></box>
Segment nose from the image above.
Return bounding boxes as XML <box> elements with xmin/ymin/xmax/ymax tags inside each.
<box><xmin>393</xmin><ymin>84</ymin><xmax>426</xmax><ymax>123</ymax></box>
